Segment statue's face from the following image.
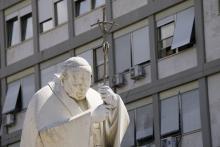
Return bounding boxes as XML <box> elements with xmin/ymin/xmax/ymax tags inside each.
<box><xmin>62</xmin><ymin>69</ymin><xmax>91</xmax><ymax>101</ymax></box>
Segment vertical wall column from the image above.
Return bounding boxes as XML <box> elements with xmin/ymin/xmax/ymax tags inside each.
<box><xmin>195</xmin><ymin>0</ymin><xmax>212</xmax><ymax>146</ymax></box>
<box><xmin>149</xmin><ymin>15</ymin><xmax>160</xmax><ymax>147</ymax></box>
<box><xmin>0</xmin><ymin>8</ymin><xmax>9</xmax><ymax>143</ymax></box>
<box><xmin>32</xmin><ymin>0</ymin><xmax>41</xmax><ymax>90</ymax></box>
<box><xmin>195</xmin><ymin>0</ymin><xmax>206</xmax><ymax>69</ymax></box>
<box><xmin>67</xmin><ymin>0</ymin><xmax>75</xmax><ymax>56</ymax></box>
<box><xmin>199</xmin><ymin>78</ymin><xmax>212</xmax><ymax>147</ymax></box>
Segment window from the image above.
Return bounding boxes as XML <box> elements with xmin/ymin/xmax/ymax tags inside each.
<box><xmin>75</xmin><ymin>0</ymin><xmax>105</xmax><ymax>17</ymax></box>
<box><xmin>158</xmin><ymin>22</ymin><xmax>175</xmax><ymax>58</ymax></box>
<box><xmin>94</xmin><ymin>47</ymin><xmax>108</xmax><ymax>81</ymax></box>
<box><xmin>157</xmin><ymin>7</ymin><xmax>195</xmax><ymax>59</ymax></box>
<box><xmin>2</xmin><ymin>81</ymin><xmax>21</xmax><ymax>114</ymax></box>
<box><xmin>40</xmin><ymin>19</ymin><xmax>53</xmax><ymax>33</ymax></box>
<box><xmin>181</xmin><ymin>90</ymin><xmax>201</xmax><ymax>133</ymax></box>
<box><xmin>121</xmin><ymin>110</ymin><xmax>135</xmax><ymax>147</ymax></box>
<box><xmin>115</xmin><ymin>34</ymin><xmax>131</xmax><ymax>73</ymax></box>
<box><xmin>93</xmin><ymin>0</ymin><xmax>105</xmax><ymax>8</ymax></box>
<box><xmin>160</xmin><ymin>96</ymin><xmax>180</xmax><ymax>136</ymax></box>
<box><xmin>115</xmin><ymin>26</ymin><xmax>150</xmax><ymax>74</ymax></box>
<box><xmin>136</xmin><ymin>104</ymin><xmax>153</xmax><ymax>145</ymax></box>
<box><xmin>21</xmin><ymin>13</ymin><xmax>33</xmax><ymax>41</ymax></box>
<box><xmin>160</xmin><ymin>89</ymin><xmax>201</xmax><ymax>137</ymax></box>
<box><xmin>55</xmin><ymin>0</ymin><xmax>68</xmax><ymax>25</ymax></box>
<box><xmin>21</xmin><ymin>75</ymin><xmax>35</xmax><ymax>109</ymax></box>
<box><xmin>2</xmin><ymin>75</ymin><xmax>35</xmax><ymax>114</ymax></box>
<box><xmin>75</xmin><ymin>0</ymin><xmax>91</xmax><ymax>16</ymax></box>
<box><xmin>122</xmin><ymin>104</ymin><xmax>154</xmax><ymax>147</ymax></box>
<box><xmin>7</xmin><ymin>17</ymin><xmax>20</xmax><ymax>47</ymax></box>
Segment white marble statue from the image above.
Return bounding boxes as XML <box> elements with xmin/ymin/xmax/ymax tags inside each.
<box><xmin>20</xmin><ymin>57</ymin><xmax>129</xmax><ymax>147</ymax></box>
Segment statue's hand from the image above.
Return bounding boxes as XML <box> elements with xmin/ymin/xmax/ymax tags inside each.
<box><xmin>99</xmin><ymin>86</ymin><xmax>118</xmax><ymax>109</ymax></box>
<box><xmin>91</xmin><ymin>104</ymin><xmax>110</xmax><ymax>123</ymax></box>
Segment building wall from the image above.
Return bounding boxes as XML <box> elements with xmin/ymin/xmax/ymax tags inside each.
<box><xmin>203</xmin><ymin>0</ymin><xmax>220</xmax><ymax>62</ymax></box>
<box><xmin>208</xmin><ymin>73</ymin><xmax>220</xmax><ymax>147</ymax></box>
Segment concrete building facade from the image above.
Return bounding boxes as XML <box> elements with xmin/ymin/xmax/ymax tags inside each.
<box><xmin>0</xmin><ymin>0</ymin><xmax>219</xmax><ymax>147</ymax></box>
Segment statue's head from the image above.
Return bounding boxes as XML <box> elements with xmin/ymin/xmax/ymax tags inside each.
<box><xmin>59</xmin><ymin>57</ymin><xmax>92</xmax><ymax>101</ymax></box>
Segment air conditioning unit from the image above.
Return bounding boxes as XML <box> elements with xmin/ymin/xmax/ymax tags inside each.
<box><xmin>5</xmin><ymin>113</ymin><xmax>15</xmax><ymax>126</ymax></box>
<box><xmin>161</xmin><ymin>137</ymin><xmax>177</xmax><ymax>147</ymax></box>
<box><xmin>130</xmin><ymin>65</ymin><xmax>145</xmax><ymax>80</ymax></box>
<box><xmin>112</xmin><ymin>73</ymin><xmax>125</xmax><ymax>87</ymax></box>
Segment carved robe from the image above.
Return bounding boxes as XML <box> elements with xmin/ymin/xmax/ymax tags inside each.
<box><xmin>20</xmin><ymin>79</ymin><xmax>129</xmax><ymax>147</ymax></box>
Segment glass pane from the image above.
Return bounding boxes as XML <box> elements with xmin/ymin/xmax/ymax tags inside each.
<box><xmin>7</xmin><ymin>17</ymin><xmax>20</xmax><ymax>46</ymax></box>
<box><xmin>161</xmin><ymin>96</ymin><xmax>179</xmax><ymax>136</ymax></box>
<box><xmin>136</xmin><ymin>104</ymin><xmax>153</xmax><ymax>141</ymax></box>
<box><xmin>41</xmin><ymin>19</ymin><xmax>53</xmax><ymax>32</ymax></box>
<box><xmin>160</xmin><ymin>22</ymin><xmax>175</xmax><ymax>40</ymax></box>
<box><xmin>2</xmin><ymin>81</ymin><xmax>21</xmax><ymax>114</ymax></box>
<box><xmin>56</xmin><ymin>0</ymin><xmax>68</xmax><ymax>25</ymax></box>
<box><xmin>77</xmin><ymin>0</ymin><xmax>90</xmax><ymax>16</ymax></box>
<box><xmin>94</xmin><ymin>0</ymin><xmax>105</xmax><ymax>8</ymax></box>
<box><xmin>182</xmin><ymin>90</ymin><xmax>201</xmax><ymax>133</ymax></box>
<box><xmin>115</xmin><ymin>34</ymin><xmax>131</xmax><ymax>73</ymax></box>
<box><xmin>21</xmin><ymin>75</ymin><xmax>35</xmax><ymax>109</ymax></box>
<box><xmin>161</xmin><ymin>37</ymin><xmax>173</xmax><ymax>49</ymax></box>
<box><xmin>132</xmin><ymin>27</ymin><xmax>150</xmax><ymax>65</ymax></box>
<box><xmin>171</xmin><ymin>7</ymin><xmax>195</xmax><ymax>49</ymax></box>
<box><xmin>96</xmin><ymin>47</ymin><xmax>104</xmax><ymax>65</ymax></box>
<box><xmin>21</xmin><ymin>14</ymin><xmax>33</xmax><ymax>41</ymax></box>
<box><xmin>121</xmin><ymin>110</ymin><xmax>135</xmax><ymax>147</ymax></box>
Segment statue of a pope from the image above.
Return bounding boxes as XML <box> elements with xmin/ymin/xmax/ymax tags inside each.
<box><xmin>20</xmin><ymin>57</ymin><xmax>129</xmax><ymax>147</ymax></box>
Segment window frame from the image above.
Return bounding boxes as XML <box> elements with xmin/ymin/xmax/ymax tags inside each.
<box><xmin>54</xmin><ymin>0</ymin><xmax>68</xmax><ymax>26</ymax></box>
<box><xmin>6</xmin><ymin>16</ymin><xmax>20</xmax><ymax>47</ymax></box>
<box><xmin>75</xmin><ymin>0</ymin><xmax>92</xmax><ymax>17</ymax></box>
<box><xmin>40</xmin><ymin>18</ymin><xmax>54</xmax><ymax>33</ymax></box>
<box><xmin>20</xmin><ymin>13</ymin><xmax>33</xmax><ymax>41</ymax></box>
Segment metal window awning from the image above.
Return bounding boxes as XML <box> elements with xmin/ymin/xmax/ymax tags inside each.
<box><xmin>2</xmin><ymin>81</ymin><xmax>21</xmax><ymax>114</ymax></box>
<box><xmin>171</xmin><ymin>7</ymin><xmax>195</xmax><ymax>50</ymax></box>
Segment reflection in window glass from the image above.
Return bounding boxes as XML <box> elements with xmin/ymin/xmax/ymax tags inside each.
<box><xmin>76</xmin><ymin>0</ymin><xmax>90</xmax><ymax>16</ymax></box>
<box><xmin>40</xmin><ymin>19</ymin><xmax>53</xmax><ymax>33</ymax></box>
<box><xmin>182</xmin><ymin>90</ymin><xmax>201</xmax><ymax>133</ymax></box>
<box><xmin>55</xmin><ymin>0</ymin><xmax>68</xmax><ymax>25</ymax></box>
<box><xmin>160</xmin><ymin>96</ymin><xmax>179</xmax><ymax>136</ymax></box>
<box><xmin>94</xmin><ymin>0</ymin><xmax>105</xmax><ymax>8</ymax></box>
<box><xmin>7</xmin><ymin>17</ymin><xmax>20</xmax><ymax>47</ymax></box>
<box><xmin>21</xmin><ymin>13</ymin><xmax>33</xmax><ymax>41</ymax></box>
<box><xmin>136</xmin><ymin>104</ymin><xmax>153</xmax><ymax>144</ymax></box>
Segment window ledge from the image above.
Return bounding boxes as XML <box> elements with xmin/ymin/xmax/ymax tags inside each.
<box><xmin>75</xmin><ymin>5</ymin><xmax>105</xmax><ymax>19</ymax></box>
<box><xmin>158</xmin><ymin>46</ymin><xmax>196</xmax><ymax>62</ymax></box>
<box><xmin>6</xmin><ymin>37</ymin><xmax>33</xmax><ymax>50</ymax></box>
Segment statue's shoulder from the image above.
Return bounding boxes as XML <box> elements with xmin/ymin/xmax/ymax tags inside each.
<box><xmin>28</xmin><ymin>85</ymin><xmax>54</xmax><ymax>108</ymax></box>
